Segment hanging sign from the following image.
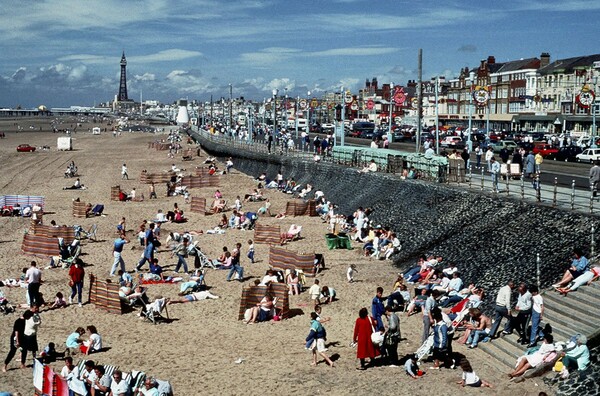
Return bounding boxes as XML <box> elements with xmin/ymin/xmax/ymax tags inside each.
<box><xmin>350</xmin><ymin>100</ymin><xmax>359</xmax><ymax>111</ymax></box>
<box><xmin>366</xmin><ymin>99</ymin><xmax>375</xmax><ymax>110</ymax></box>
<box><xmin>299</xmin><ymin>99</ymin><xmax>308</xmax><ymax>110</ymax></box>
<box><xmin>344</xmin><ymin>91</ymin><xmax>353</xmax><ymax>104</ymax></box>
<box><xmin>576</xmin><ymin>84</ymin><xmax>595</xmax><ymax>109</ymax></box>
<box><xmin>393</xmin><ymin>87</ymin><xmax>406</xmax><ymax>105</ymax></box>
<box><xmin>473</xmin><ymin>85</ymin><xmax>490</xmax><ymax>106</ymax></box>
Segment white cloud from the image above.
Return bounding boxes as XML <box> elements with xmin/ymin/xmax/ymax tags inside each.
<box><xmin>134</xmin><ymin>73</ymin><xmax>156</xmax><ymax>82</ymax></box>
<box><xmin>11</xmin><ymin>67</ymin><xmax>27</xmax><ymax>81</ymax></box>
<box><xmin>130</xmin><ymin>49</ymin><xmax>203</xmax><ymax>63</ymax></box>
<box><xmin>310</xmin><ymin>47</ymin><xmax>398</xmax><ymax>57</ymax></box>
<box><xmin>67</xmin><ymin>65</ymin><xmax>87</xmax><ymax>82</ymax></box>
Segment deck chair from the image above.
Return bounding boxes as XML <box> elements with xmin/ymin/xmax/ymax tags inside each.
<box><xmin>60</xmin><ymin>244</ymin><xmax>82</xmax><ymax>268</ymax></box>
<box><xmin>125</xmin><ymin>370</ymin><xmax>146</xmax><ymax>395</ymax></box>
<box><xmin>91</xmin><ymin>204</ymin><xmax>104</xmax><ymax>216</ymax></box>
<box><xmin>142</xmin><ymin>297</ymin><xmax>169</xmax><ymax>324</ymax></box>
<box><xmin>193</xmin><ymin>246</ymin><xmax>216</xmax><ymax>269</ymax></box>
<box><xmin>281</xmin><ymin>225</ymin><xmax>302</xmax><ymax>244</ymax></box>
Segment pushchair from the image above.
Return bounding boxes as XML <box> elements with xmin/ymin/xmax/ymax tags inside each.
<box><xmin>0</xmin><ymin>289</ymin><xmax>15</xmax><ymax>315</ymax></box>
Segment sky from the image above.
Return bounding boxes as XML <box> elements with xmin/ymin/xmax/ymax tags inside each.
<box><xmin>1</xmin><ymin>0</ymin><xmax>600</xmax><ymax>108</ymax></box>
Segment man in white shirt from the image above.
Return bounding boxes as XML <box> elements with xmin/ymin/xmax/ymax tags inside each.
<box><xmin>140</xmin><ymin>377</ymin><xmax>160</xmax><ymax>396</ymax></box>
<box><xmin>489</xmin><ymin>281</ymin><xmax>514</xmax><ymax>339</ymax></box>
<box><xmin>109</xmin><ymin>370</ymin><xmax>130</xmax><ymax>396</ymax></box>
<box><xmin>25</xmin><ymin>261</ymin><xmax>42</xmax><ymax>306</ymax></box>
<box><xmin>506</xmin><ymin>283</ymin><xmax>532</xmax><ymax>344</ymax></box>
<box><xmin>121</xmin><ymin>164</ymin><xmax>128</xmax><ymax>180</ymax></box>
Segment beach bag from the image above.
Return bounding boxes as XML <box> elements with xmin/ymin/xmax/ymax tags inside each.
<box><xmin>370</xmin><ymin>321</ymin><xmax>384</xmax><ymax>346</ymax></box>
<box><xmin>553</xmin><ymin>358</ymin><xmax>564</xmax><ymax>372</ymax></box>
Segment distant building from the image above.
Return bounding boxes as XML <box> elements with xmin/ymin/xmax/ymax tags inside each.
<box><xmin>113</xmin><ymin>51</ymin><xmax>136</xmax><ymax>111</ymax></box>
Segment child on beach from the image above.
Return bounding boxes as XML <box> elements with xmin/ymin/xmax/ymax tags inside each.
<box><xmin>247</xmin><ymin>240</ymin><xmax>255</xmax><ymax>263</ymax></box>
<box><xmin>347</xmin><ymin>264</ymin><xmax>357</xmax><ymax>283</ymax></box>
<box><xmin>457</xmin><ymin>358</ymin><xmax>492</xmax><ymax>388</ymax></box>
<box><xmin>305</xmin><ymin>312</ymin><xmax>335</xmax><ymax>367</ymax></box>
<box><xmin>52</xmin><ymin>292</ymin><xmax>67</xmax><ymax>309</ymax></box>
<box><xmin>404</xmin><ymin>354</ymin><xmax>422</xmax><ymax>379</ymax></box>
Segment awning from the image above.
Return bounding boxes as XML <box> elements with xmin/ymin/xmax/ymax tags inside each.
<box><xmin>512</xmin><ymin>114</ymin><xmax>560</xmax><ymax>122</ymax></box>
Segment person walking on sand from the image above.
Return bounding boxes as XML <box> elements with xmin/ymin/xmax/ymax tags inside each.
<box><xmin>68</xmin><ymin>260</ymin><xmax>85</xmax><ymax>307</ymax></box>
<box><xmin>110</xmin><ymin>235</ymin><xmax>129</xmax><ymax>277</ymax></box>
<box><xmin>306</xmin><ymin>312</ymin><xmax>335</xmax><ymax>367</ymax></box>
<box><xmin>121</xmin><ymin>163</ymin><xmax>129</xmax><ymax>180</ymax></box>
<box><xmin>353</xmin><ymin>307</ymin><xmax>380</xmax><ymax>370</ymax></box>
<box><xmin>3</xmin><ymin>310</ymin><xmax>33</xmax><ymax>372</ymax></box>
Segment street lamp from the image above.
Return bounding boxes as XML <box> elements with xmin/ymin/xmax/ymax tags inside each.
<box><xmin>306</xmin><ymin>91</ymin><xmax>311</xmax><ymax>137</ymax></box>
<box><xmin>434</xmin><ymin>77</ymin><xmax>440</xmax><ymax>154</ymax></box>
<box><xmin>467</xmin><ymin>71</ymin><xmax>475</xmax><ymax>152</ymax></box>
<box><xmin>389</xmin><ymin>82</ymin><xmax>394</xmax><ymax>146</ymax></box>
<box><xmin>228</xmin><ymin>83</ymin><xmax>232</xmax><ymax>136</ymax></box>
<box><xmin>592</xmin><ymin>76</ymin><xmax>598</xmax><ymax>148</ymax></box>
<box><xmin>284</xmin><ymin>88</ymin><xmax>288</xmax><ymax>130</ymax></box>
<box><xmin>272</xmin><ymin>89</ymin><xmax>278</xmax><ymax>136</ymax></box>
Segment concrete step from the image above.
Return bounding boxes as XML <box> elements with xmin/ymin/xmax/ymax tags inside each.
<box><xmin>571</xmin><ymin>281</ymin><xmax>600</xmax><ymax>300</ymax></box>
<box><xmin>542</xmin><ymin>294</ymin><xmax>600</xmax><ymax>329</ymax></box>
<box><xmin>551</xmin><ymin>287</ymin><xmax>600</xmax><ymax>310</ymax></box>
<box><xmin>477</xmin><ymin>339</ymin><xmax>516</xmax><ymax>369</ymax></box>
<box><xmin>489</xmin><ymin>336</ymin><xmax>526</xmax><ymax>359</ymax></box>
<box><xmin>543</xmin><ymin>308</ymin><xmax>595</xmax><ymax>335</ymax></box>
<box><xmin>542</xmin><ymin>319</ymin><xmax>578</xmax><ymax>341</ymax></box>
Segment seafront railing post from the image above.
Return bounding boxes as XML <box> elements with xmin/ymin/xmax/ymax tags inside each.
<box><xmin>553</xmin><ymin>177</ymin><xmax>558</xmax><ymax>207</ymax></box>
<box><xmin>505</xmin><ymin>170</ymin><xmax>510</xmax><ymax>195</ymax></box>
<box><xmin>535</xmin><ymin>174</ymin><xmax>541</xmax><ymax>202</ymax></box>
<box><xmin>591</xmin><ymin>224</ymin><xmax>596</xmax><ymax>257</ymax></box>
<box><xmin>457</xmin><ymin>163</ymin><xmax>462</xmax><ymax>185</ymax></box>
<box><xmin>520</xmin><ymin>171</ymin><xmax>525</xmax><ymax>199</ymax></box>
<box><xmin>536</xmin><ymin>253</ymin><xmax>541</xmax><ymax>289</ymax></box>
<box><xmin>480</xmin><ymin>168</ymin><xmax>484</xmax><ymax>191</ymax></box>
<box><xmin>571</xmin><ymin>180</ymin><xmax>576</xmax><ymax>210</ymax></box>
<box><xmin>468</xmin><ymin>166</ymin><xmax>472</xmax><ymax>189</ymax></box>
<box><xmin>591</xmin><ymin>186</ymin><xmax>595</xmax><ymax>214</ymax></box>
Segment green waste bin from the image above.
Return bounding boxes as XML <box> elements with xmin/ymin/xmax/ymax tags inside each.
<box><xmin>337</xmin><ymin>235</ymin><xmax>352</xmax><ymax>250</ymax></box>
<box><xmin>325</xmin><ymin>234</ymin><xmax>339</xmax><ymax>250</ymax></box>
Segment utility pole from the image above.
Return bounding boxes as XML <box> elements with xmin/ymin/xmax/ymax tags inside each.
<box><xmin>416</xmin><ymin>49</ymin><xmax>423</xmax><ymax>153</ymax></box>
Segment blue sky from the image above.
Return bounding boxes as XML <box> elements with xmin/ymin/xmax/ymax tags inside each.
<box><xmin>1</xmin><ymin>0</ymin><xmax>599</xmax><ymax>108</ymax></box>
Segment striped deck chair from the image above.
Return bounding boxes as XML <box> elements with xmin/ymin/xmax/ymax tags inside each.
<box><xmin>126</xmin><ymin>370</ymin><xmax>146</xmax><ymax>395</ymax></box>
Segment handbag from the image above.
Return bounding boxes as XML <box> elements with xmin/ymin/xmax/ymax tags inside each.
<box><xmin>370</xmin><ymin>321</ymin><xmax>384</xmax><ymax>346</ymax></box>
<box><xmin>68</xmin><ymin>279</ymin><xmax>75</xmax><ymax>287</ymax></box>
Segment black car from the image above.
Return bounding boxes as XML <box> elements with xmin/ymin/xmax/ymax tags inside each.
<box><xmin>554</xmin><ymin>146</ymin><xmax>583</xmax><ymax>162</ymax></box>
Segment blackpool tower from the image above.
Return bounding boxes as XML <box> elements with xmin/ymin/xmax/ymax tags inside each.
<box><xmin>117</xmin><ymin>51</ymin><xmax>128</xmax><ymax>101</ymax></box>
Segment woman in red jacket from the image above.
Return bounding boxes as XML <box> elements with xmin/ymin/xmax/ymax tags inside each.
<box><xmin>68</xmin><ymin>261</ymin><xmax>85</xmax><ymax>307</ymax></box>
<box><xmin>353</xmin><ymin>307</ymin><xmax>380</xmax><ymax>370</ymax></box>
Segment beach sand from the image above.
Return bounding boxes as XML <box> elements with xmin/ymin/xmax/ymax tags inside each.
<box><xmin>0</xmin><ymin>118</ymin><xmax>552</xmax><ymax>395</ymax></box>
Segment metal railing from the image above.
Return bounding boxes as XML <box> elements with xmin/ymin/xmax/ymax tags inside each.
<box><xmin>444</xmin><ymin>162</ymin><xmax>600</xmax><ymax>214</ymax></box>
<box><xmin>189</xmin><ymin>128</ymin><xmax>600</xmax><ymax>214</ymax></box>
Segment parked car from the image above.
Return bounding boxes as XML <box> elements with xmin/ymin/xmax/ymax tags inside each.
<box><xmin>16</xmin><ymin>144</ymin><xmax>36</xmax><ymax>152</ymax></box>
<box><xmin>490</xmin><ymin>140</ymin><xmax>518</xmax><ymax>154</ymax></box>
<box><xmin>352</xmin><ymin>122</ymin><xmax>376</xmax><ymax>139</ymax></box>
<box><xmin>392</xmin><ymin>130</ymin><xmax>413</xmax><ymax>142</ymax></box>
<box><xmin>576</xmin><ymin>148</ymin><xmax>600</xmax><ymax>163</ymax></box>
<box><xmin>440</xmin><ymin>136</ymin><xmax>465</xmax><ymax>149</ymax></box>
<box><xmin>321</xmin><ymin>123</ymin><xmax>335</xmax><ymax>133</ymax></box>
<box><xmin>532</xmin><ymin>143</ymin><xmax>559</xmax><ymax>159</ymax></box>
<box><xmin>554</xmin><ymin>146</ymin><xmax>583</xmax><ymax>162</ymax></box>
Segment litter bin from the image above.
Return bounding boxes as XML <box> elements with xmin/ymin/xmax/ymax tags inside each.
<box><xmin>325</xmin><ymin>234</ymin><xmax>339</xmax><ymax>250</ymax></box>
<box><xmin>337</xmin><ymin>233</ymin><xmax>352</xmax><ymax>250</ymax></box>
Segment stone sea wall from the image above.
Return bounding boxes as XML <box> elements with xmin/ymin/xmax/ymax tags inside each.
<box><xmin>196</xmin><ymin>136</ymin><xmax>596</xmax><ymax>312</ymax></box>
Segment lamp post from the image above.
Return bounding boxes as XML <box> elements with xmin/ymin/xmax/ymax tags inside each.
<box><xmin>434</xmin><ymin>77</ymin><xmax>439</xmax><ymax>154</ymax></box>
<box><xmin>295</xmin><ymin>95</ymin><xmax>299</xmax><ymax>139</ymax></box>
<box><xmin>389</xmin><ymin>82</ymin><xmax>394</xmax><ymax>147</ymax></box>
<box><xmin>228</xmin><ymin>83</ymin><xmax>232</xmax><ymax>136</ymax></box>
<box><xmin>306</xmin><ymin>91</ymin><xmax>311</xmax><ymax>137</ymax></box>
<box><xmin>467</xmin><ymin>71</ymin><xmax>475</xmax><ymax>152</ymax></box>
<box><xmin>284</xmin><ymin>88</ymin><xmax>288</xmax><ymax>130</ymax></box>
<box><xmin>272</xmin><ymin>89</ymin><xmax>278</xmax><ymax>137</ymax></box>
<box><xmin>592</xmin><ymin>76</ymin><xmax>598</xmax><ymax>148</ymax></box>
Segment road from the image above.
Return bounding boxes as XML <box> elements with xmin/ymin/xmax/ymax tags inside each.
<box><xmin>312</xmin><ymin>134</ymin><xmax>592</xmax><ymax>190</ymax></box>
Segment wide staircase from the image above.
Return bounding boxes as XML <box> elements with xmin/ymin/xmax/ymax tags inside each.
<box><xmin>477</xmin><ymin>281</ymin><xmax>600</xmax><ymax>369</ymax></box>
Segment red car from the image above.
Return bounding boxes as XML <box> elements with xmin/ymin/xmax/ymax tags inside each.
<box><xmin>16</xmin><ymin>144</ymin><xmax>36</xmax><ymax>152</ymax></box>
<box><xmin>532</xmin><ymin>144</ymin><xmax>558</xmax><ymax>158</ymax></box>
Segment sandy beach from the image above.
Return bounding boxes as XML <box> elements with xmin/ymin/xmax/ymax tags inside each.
<box><xmin>0</xmin><ymin>118</ymin><xmax>552</xmax><ymax>395</ymax></box>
